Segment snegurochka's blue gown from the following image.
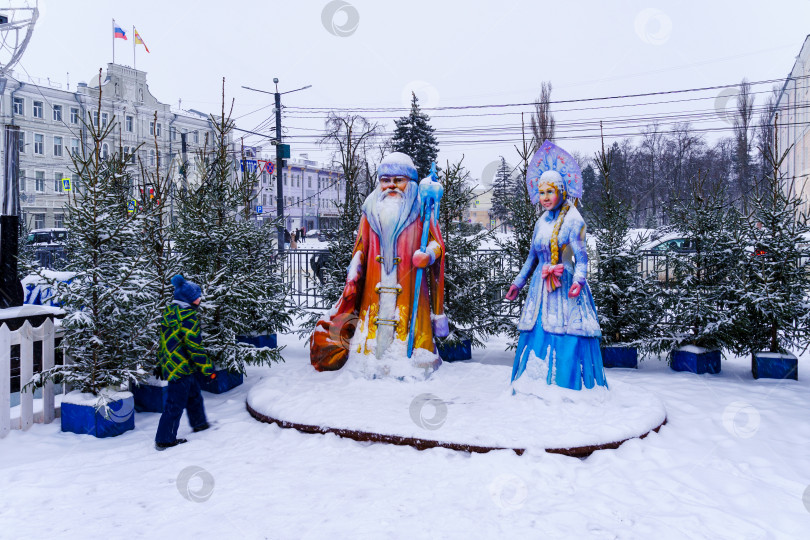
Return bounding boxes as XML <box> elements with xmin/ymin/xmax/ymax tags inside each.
<box><xmin>510</xmin><ymin>202</ymin><xmax>607</xmax><ymax>391</ymax></box>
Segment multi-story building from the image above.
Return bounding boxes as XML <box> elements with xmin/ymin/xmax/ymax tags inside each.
<box><xmin>0</xmin><ymin>63</ymin><xmax>222</xmax><ymax>229</ymax></box>
<box><xmin>775</xmin><ymin>34</ymin><xmax>810</xmax><ymax>213</ymax></box>
<box><xmin>252</xmin><ymin>151</ymin><xmax>344</xmax><ymax>232</ymax></box>
<box><xmin>467</xmin><ymin>185</ymin><xmax>493</xmax><ymax>229</ymax></box>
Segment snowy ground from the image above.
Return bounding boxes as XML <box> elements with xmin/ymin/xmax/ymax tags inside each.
<box><xmin>2</xmin><ymin>327</ymin><xmax>810</xmax><ymax>539</ymax></box>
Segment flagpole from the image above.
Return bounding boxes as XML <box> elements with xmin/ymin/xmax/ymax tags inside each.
<box><xmin>112</xmin><ymin>19</ymin><xmax>115</xmax><ymax>64</ymax></box>
<box><xmin>133</xmin><ymin>25</ymin><xmax>136</xmax><ymax>69</ymax></box>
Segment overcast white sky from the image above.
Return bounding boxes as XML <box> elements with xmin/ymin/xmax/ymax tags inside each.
<box><xmin>11</xmin><ymin>0</ymin><xmax>810</xmax><ymax>185</ymax></box>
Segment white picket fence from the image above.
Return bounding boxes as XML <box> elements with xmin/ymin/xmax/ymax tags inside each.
<box><xmin>0</xmin><ymin>318</ymin><xmax>65</xmax><ymax>438</ymax></box>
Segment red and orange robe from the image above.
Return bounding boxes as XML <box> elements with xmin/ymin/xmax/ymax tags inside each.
<box><xmin>310</xmin><ymin>213</ymin><xmax>446</xmax><ymax>372</ymax></box>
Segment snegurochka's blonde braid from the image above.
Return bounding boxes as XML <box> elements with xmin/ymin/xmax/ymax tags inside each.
<box><xmin>549</xmin><ymin>198</ymin><xmax>570</xmax><ymax>265</ymax></box>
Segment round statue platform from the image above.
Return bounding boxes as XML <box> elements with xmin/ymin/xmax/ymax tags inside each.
<box><xmin>246</xmin><ymin>359</ymin><xmax>667</xmax><ymax>458</ymax></box>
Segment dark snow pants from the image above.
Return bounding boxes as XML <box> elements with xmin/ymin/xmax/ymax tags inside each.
<box><xmin>155</xmin><ymin>375</ymin><xmax>208</xmax><ymax>444</ymax></box>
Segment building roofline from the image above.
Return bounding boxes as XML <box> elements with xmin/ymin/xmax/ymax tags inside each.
<box><xmin>774</xmin><ymin>34</ymin><xmax>810</xmax><ymax>115</ymax></box>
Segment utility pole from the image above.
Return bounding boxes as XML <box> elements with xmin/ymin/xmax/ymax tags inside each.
<box><xmin>242</xmin><ymin>80</ymin><xmax>310</xmax><ymax>254</ymax></box>
<box><xmin>275</xmin><ymin>84</ymin><xmax>283</xmax><ymax>252</ymax></box>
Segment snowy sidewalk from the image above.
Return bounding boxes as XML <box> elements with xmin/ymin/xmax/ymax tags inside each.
<box><xmin>1</xmin><ymin>330</ymin><xmax>809</xmax><ymax>539</ymax></box>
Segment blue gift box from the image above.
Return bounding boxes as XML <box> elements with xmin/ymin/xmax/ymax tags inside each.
<box><xmin>131</xmin><ymin>380</ymin><xmax>168</xmax><ymax>412</ymax></box>
<box><xmin>437</xmin><ymin>338</ymin><xmax>472</xmax><ymax>362</ymax></box>
<box><xmin>61</xmin><ymin>393</ymin><xmax>135</xmax><ymax>438</ymax></box>
<box><xmin>752</xmin><ymin>352</ymin><xmax>798</xmax><ymax>380</ymax></box>
<box><xmin>198</xmin><ymin>368</ymin><xmax>243</xmax><ymax>394</ymax></box>
<box><xmin>601</xmin><ymin>346</ymin><xmax>638</xmax><ymax>368</ymax></box>
<box><xmin>671</xmin><ymin>348</ymin><xmax>721</xmax><ymax>374</ymax></box>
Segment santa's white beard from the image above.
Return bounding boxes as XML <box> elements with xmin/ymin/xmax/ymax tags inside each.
<box><xmin>377</xmin><ymin>194</ymin><xmax>404</xmax><ymax>239</ymax></box>
<box><xmin>373</xmin><ymin>194</ymin><xmax>405</xmax><ymax>358</ymax></box>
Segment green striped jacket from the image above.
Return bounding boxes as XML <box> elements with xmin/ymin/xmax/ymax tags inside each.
<box><xmin>157</xmin><ymin>302</ymin><xmax>214</xmax><ymax>381</ymax></box>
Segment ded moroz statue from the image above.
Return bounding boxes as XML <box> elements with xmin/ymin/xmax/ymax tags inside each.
<box><xmin>310</xmin><ymin>152</ymin><xmax>448</xmax><ymax>379</ymax></box>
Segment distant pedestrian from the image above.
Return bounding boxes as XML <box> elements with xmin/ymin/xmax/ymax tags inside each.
<box><xmin>284</xmin><ymin>228</ymin><xmax>291</xmax><ymax>250</ymax></box>
<box><xmin>291</xmin><ymin>229</ymin><xmax>298</xmax><ymax>250</ymax></box>
<box><xmin>300</xmin><ymin>226</ymin><xmax>306</xmax><ymax>244</ymax></box>
<box><xmin>154</xmin><ymin>275</ymin><xmax>214</xmax><ymax>450</ymax></box>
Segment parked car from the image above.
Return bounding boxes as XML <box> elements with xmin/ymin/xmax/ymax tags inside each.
<box><xmin>26</xmin><ymin>228</ymin><xmax>68</xmax><ymax>246</ymax></box>
<box><xmin>318</xmin><ymin>230</ymin><xmax>338</xmax><ymax>242</ymax></box>
<box><xmin>306</xmin><ymin>229</ymin><xmax>321</xmax><ymax>239</ymax></box>
<box><xmin>639</xmin><ymin>232</ymin><xmax>696</xmax><ymax>253</ymax></box>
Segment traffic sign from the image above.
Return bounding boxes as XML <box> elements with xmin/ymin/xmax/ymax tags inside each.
<box><xmin>128</xmin><ymin>199</ymin><xmax>137</xmax><ymax>213</ymax></box>
<box><xmin>62</xmin><ymin>177</ymin><xmax>72</xmax><ymax>191</ymax></box>
<box><xmin>257</xmin><ymin>205</ymin><xmax>263</xmax><ymax>214</ymax></box>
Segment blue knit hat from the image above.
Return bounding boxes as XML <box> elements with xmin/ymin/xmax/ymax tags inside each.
<box><xmin>171</xmin><ymin>274</ymin><xmax>202</xmax><ymax>305</ymax></box>
<box><xmin>377</xmin><ymin>152</ymin><xmax>418</xmax><ymax>181</ymax></box>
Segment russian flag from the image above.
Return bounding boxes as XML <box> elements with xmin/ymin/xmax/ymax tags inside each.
<box><xmin>113</xmin><ymin>20</ymin><xmax>127</xmax><ymax>40</ymax></box>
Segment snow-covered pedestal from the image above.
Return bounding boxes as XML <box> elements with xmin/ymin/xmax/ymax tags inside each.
<box><xmin>131</xmin><ymin>377</ymin><xmax>168</xmax><ymax>412</ymax></box>
<box><xmin>752</xmin><ymin>352</ymin><xmax>798</xmax><ymax>380</ymax></box>
<box><xmin>671</xmin><ymin>346</ymin><xmax>721</xmax><ymax>374</ymax></box>
<box><xmin>246</xmin><ymin>360</ymin><xmax>667</xmax><ymax>457</ymax></box>
<box><xmin>61</xmin><ymin>391</ymin><xmax>134</xmax><ymax>438</ymax></box>
<box><xmin>602</xmin><ymin>346</ymin><xmax>638</xmax><ymax>369</ymax></box>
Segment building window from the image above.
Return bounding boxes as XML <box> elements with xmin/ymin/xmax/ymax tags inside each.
<box><xmin>170</xmin><ymin>126</ymin><xmax>176</xmax><ymax>141</ymax></box>
<box><xmin>156</xmin><ymin>123</ymin><xmax>162</xmax><ymax>137</ymax></box>
<box><xmin>71</xmin><ymin>138</ymin><xmax>80</xmax><ymax>156</ymax></box>
<box><xmin>33</xmin><ymin>101</ymin><xmax>43</xmax><ymax>119</ymax></box>
<box><xmin>13</xmin><ymin>97</ymin><xmax>24</xmax><ymax>115</ymax></box>
<box><xmin>19</xmin><ymin>170</ymin><xmax>25</xmax><ymax>192</ymax></box>
<box><xmin>93</xmin><ymin>111</ymin><xmax>99</xmax><ymax>127</ymax></box>
<box><xmin>70</xmin><ymin>107</ymin><xmax>79</xmax><ymax>124</ymax></box>
<box><xmin>101</xmin><ymin>112</ymin><xmax>108</xmax><ymax>128</ymax></box>
<box><xmin>53</xmin><ymin>136</ymin><xmax>63</xmax><ymax>157</ymax></box>
<box><xmin>101</xmin><ymin>143</ymin><xmax>109</xmax><ymax>160</ymax></box>
<box><xmin>308</xmin><ymin>177</ymin><xmax>312</xmax><ymax>188</ymax></box>
<box><xmin>126</xmin><ymin>116</ymin><xmax>133</xmax><ymax>132</ymax></box>
<box><xmin>149</xmin><ymin>150</ymin><xmax>155</xmax><ymax>166</ymax></box>
<box><xmin>72</xmin><ymin>173</ymin><xmax>79</xmax><ymax>192</ymax></box>
<box><xmin>35</xmin><ymin>171</ymin><xmax>45</xmax><ymax>192</ymax></box>
<box><xmin>54</xmin><ymin>172</ymin><xmax>63</xmax><ymax>192</ymax></box>
<box><xmin>34</xmin><ymin>133</ymin><xmax>44</xmax><ymax>155</ymax></box>
<box><xmin>193</xmin><ymin>130</ymin><xmax>199</xmax><ymax>144</ymax></box>
<box><xmin>149</xmin><ymin>121</ymin><xmax>155</xmax><ymax>136</ymax></box>
<box><xmin>54</xmin><ymin>214</ymin><xmax>64</xmax><ymax>228</ymax></box>
<box><xmin>34</xmin><ymin>213</ymin><xmax>45</xmax><ymax>229</ymax></box>
<box><xmin>283</xmin><ymin>173</ymin><xmax>287</xmax><ymax>186</ymax></box>
<box><xmin>53</xmin><ymin>105</ymin><xmax>62</xmax><ymax>122</ymax></box>
<box><xmin>17</xmin><ymin>131</ymin><xmax>24</xmax><ymax>153</ymax></box>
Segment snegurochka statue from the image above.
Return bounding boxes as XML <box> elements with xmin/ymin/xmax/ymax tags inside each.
<box><xmin>310</xmin><ymin>152</ymin><xmax>448</xmax><ymax>379</ymax></box>
<box><xmin>505</xmin><ymin>140</ymin><xmax>608</xmax><ymax>392</ymax></box>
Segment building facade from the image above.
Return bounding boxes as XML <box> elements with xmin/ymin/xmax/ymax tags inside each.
<box><xmin>0</xmin><ymin>63</ymin><xmax>221</xmax><ymax>229</ymax></box>
<box><xmin>251</xmin><ymin>151</ymin><xmax>344</xmax><ymax>232</ymax></box>
<box><xmin>775</xmin><ymin>34</ymin><xmax>810</xmax><ymax>213</ymax></box>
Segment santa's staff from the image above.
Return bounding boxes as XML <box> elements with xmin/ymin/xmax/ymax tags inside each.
<box><xmin>407</xmin><ymin>163</ymin><xmax>443</xmax><ymax>358</ymax></box>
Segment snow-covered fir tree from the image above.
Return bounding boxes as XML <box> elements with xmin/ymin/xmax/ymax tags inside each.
<box><xmin>132</xmin><ymin>121</ymin><xmax>183</xmax><ymax>372</ymax></box>
<box><xmin>437</xmin><ymin>158</ymin><xmax>502</xmax><ymax>348</ymax></box>
<box><xmin>735</xmin><ymin>130</ymin><xmax>810</xmax><ymax>354</ymax></box>
<box><xmin>658</xmin><ymin>172</ymin><xmax>746</xmax><ymax>355</ymax></box>
<box><xmin>40</xmin><ymin>78</ymin><xmax>155</xmax><ymax>394</ymax></box>
<box><xmin>391</xmin><ymin>93</ymin><xmax>439</xmax><ymax>180</ymax></box>
<box><xmin>490</xmin><ymin>156</ymin><xmax>514</xmax><ymax>225</ymax></box>
<box><xmin>589</xmin><ymin>138</ymin><xmax>662</xmax><ymax>349</ymax></box>
<box><xmin>173</xmin><ymin>84</ymin><xmax>290</xmax><ymax>373</ymax></box>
